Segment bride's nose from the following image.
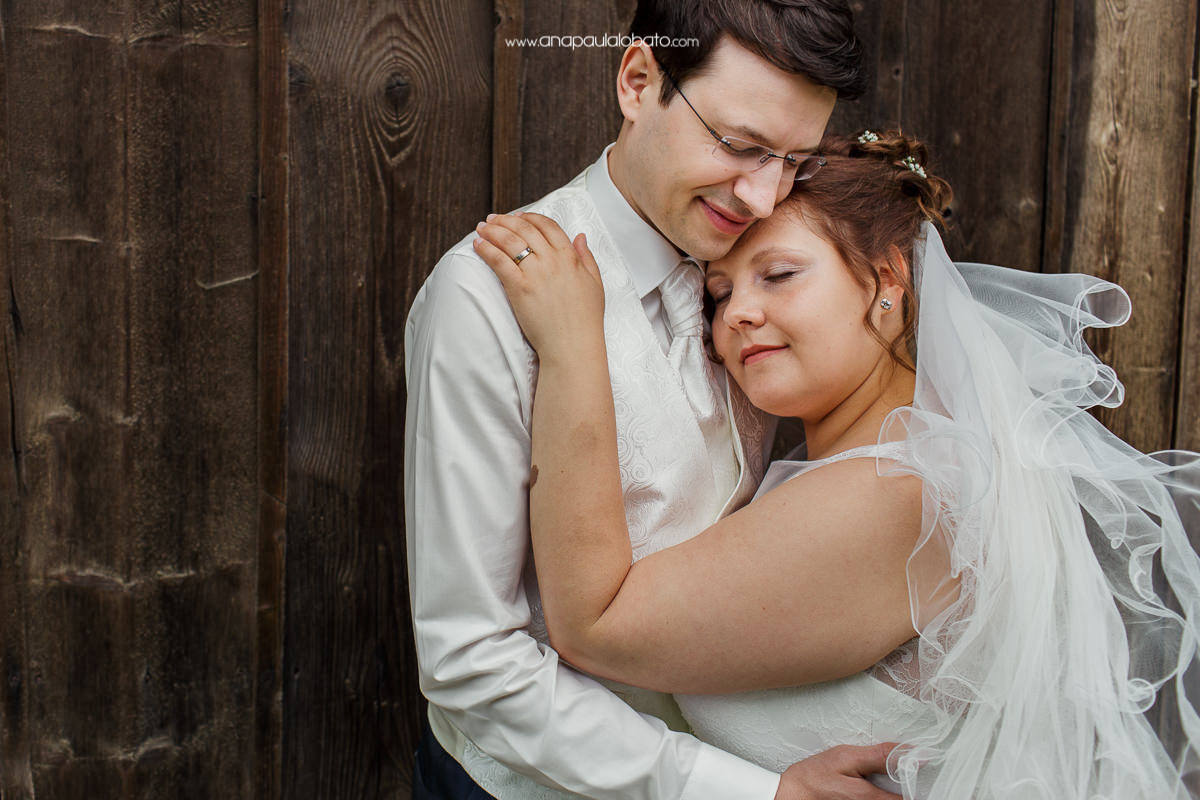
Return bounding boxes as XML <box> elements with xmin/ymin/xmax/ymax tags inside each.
<box><xmin>720</xmin><ymin>290</ymin><xmax>765</xmax><ymax>329</ymax></box>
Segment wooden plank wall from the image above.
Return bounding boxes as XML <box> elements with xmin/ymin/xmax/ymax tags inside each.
<box><xmin>281</xmin><ymin>1</ymin><xmax>491</xmax><ymax>795</ymax></box>
<box><xmin>0</xmin><ymin>1</ymin><xmax>1196</xmax><ymax>798</ymax></box>
<box><xmin>2</xmin><ymin>2</ymin><xmax>262</xmax><ymax>798</ymax></box>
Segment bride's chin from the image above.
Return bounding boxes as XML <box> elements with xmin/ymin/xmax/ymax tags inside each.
<box><xmin>742</xmin><ymin>389</ymin><xmax>795</xmax><ymax>419</ymax></box>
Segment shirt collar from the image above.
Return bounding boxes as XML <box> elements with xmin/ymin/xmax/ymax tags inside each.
<box><xmin>586</xmin><ymin>144</ymin><xmax>688</xmax><ymax>299</ymax></box>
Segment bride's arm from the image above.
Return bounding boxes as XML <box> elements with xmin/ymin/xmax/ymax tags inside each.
<box><xmin>475</xmin><ymin>213</ymin><xmax>921</xmax><ymax>696</ymax></box>
<box><xmin>473</xmin><ymin>213</ymin><xmax>636</xmax><ymax>638</ymax></box>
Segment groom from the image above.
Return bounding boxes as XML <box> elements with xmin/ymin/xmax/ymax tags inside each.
<box><xmin>405</xmin><ymin>2</ymin><xmax>897</xmax><ymax>798</ymax></box>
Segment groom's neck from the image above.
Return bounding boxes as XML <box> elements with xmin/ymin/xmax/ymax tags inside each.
<box><xmin>606</xmin><ymin>143</ymin><xmax>653</xmax><ymax>235</ymax></box>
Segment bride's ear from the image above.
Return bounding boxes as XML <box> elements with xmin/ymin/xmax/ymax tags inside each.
<box><xmin>616</xmin><ymin>42</ymin><xmax>661</xmax><ymax>122</ymax></box>
<box><xmin>877</xmin><ymin>245</ymin><xmax>911</xmax><ymax>298</ymax></box>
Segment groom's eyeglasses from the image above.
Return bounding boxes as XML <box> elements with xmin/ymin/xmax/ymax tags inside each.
<box><xmin>662</xmin><ymin>68</ymin><xmax>825</xmax><ymax>183</ymax></box>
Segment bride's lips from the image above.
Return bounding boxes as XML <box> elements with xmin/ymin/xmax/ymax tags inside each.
<box><xmin>741</xmin><ymin>344</ymin><xmax>786</xmax><ymax>365</ymax></box>
<box><xmin>699</xmin><ymin>199</ymin><xmax>753</xmax><ymax>235</ymax></box>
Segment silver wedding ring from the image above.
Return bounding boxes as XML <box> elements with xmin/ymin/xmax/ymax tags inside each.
<box><xmin>513</xmin><ymin>246</ymin><xmax>534</xmax><ymax>264</ymax></box>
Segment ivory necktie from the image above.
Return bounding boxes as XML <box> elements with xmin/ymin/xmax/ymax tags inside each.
<box><xmin>659</xmin><ymin>259</ymin><xmax>726</xmax><ymax>430</ymax></box>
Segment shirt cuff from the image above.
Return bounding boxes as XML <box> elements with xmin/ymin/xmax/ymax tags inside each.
<box><xmin>680</xmin><ymin>745</ymin><xmax>780</xmax><ymax>800</ymax></box>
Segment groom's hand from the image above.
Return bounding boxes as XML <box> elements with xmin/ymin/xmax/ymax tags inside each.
<box><xmin>774</xmin><ymin>743</ymin><xmax>901</xmax><ymax>800</ymax></box>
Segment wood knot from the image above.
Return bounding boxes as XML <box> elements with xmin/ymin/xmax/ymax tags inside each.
<box><xmin>385</xmin><ymin>73</ymin><xmax>411</xmax><ymax>108</ymax></box>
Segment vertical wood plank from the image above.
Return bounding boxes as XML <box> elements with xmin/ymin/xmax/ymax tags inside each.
<box><xmin>828</xmin><ymin>1</ymin><xmax>906</xmax><ymax>138</ymax></box>
<box><xmin>3</xmin><ymin>1</ymin><xmax>262</xmax><ymax>796</ymax></box>
<box><xmin>492</xmin><ymin>0</ymin><xmax>525</xmax><ymax>212</ymax></box>
<box><xmin>830</xmin><ymin>2</ymin><xmax>1053</xmax><ymax>267</ymax></box>
<box><xmin>256</xmin><ymin>0</ymin><xmax>289</xmax><ymax>798</ymax></box>
<box><xmin>902</xmin><ymin>0</ymin><xmax>1053</xmax><ymax>266</ymax></box>
<box><xmin>124</xmin><ymin>5</ymin><xmax>260</xmax><ymax>791</ymax></box>
<box><xmin>7</xmin><ymin>13</ymin><xmax>133</xmax><ymax>794</ymax></box>
<box><xmin>0</xmin><ymin>7</ymin><xmax>34</xmax><ymax>794</ymax></box>
<box><xmin>1042</xmin><ymin>0</ymin><xmax>1078</xmax><ymax>277</ymax></box>
<box><xmin>1054</xmin><ymin>0</ymin><xmax>1194</xmax><ymax>452</ymax></box>
<box><xmin>513</xmin><ymin>0</ymin><xmax>632</xmax><ymax>205</ymax></box>
<box><xmin>1176</xmin><ymin>6</ymin><xmax>1200</xmax><ymax>454</ymax></box>
<box><xmin>283</xmin><ymin>2</ymin><xmax>492</xmax><ymax>796</ymax></box>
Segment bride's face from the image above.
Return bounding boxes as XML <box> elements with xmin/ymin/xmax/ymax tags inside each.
<box><xmin>705</xmin><ymin>212</ymin><xmax>895</xmax><ymax>420</ymax></box>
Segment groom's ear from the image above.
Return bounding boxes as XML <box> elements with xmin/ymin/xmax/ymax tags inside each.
<box><xmin>616</xmin><ymin>42</ymin><xmax>662</xmax><ymax>122</ymax></box>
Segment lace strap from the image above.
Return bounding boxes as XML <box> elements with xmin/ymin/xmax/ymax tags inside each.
<box><xmin>756</xmin><ymin>440</ymin><xmax>910</xmax><ymax>499</ymax></box>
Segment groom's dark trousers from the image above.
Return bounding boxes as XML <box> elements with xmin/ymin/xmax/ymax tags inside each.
<box><xmin>412</xmin><ymin>722</ymin><xmax>500</xmax><ymax>800</ymax></box>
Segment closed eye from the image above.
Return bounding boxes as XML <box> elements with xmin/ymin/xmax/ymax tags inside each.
<box><xmin>718</xmin><ymin>138</ymin><xmax>766</xmax><ymax>158</ymax></box>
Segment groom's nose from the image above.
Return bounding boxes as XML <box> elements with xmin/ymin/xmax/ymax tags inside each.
<box><xmin>731</xmin><ymin>163</ymin><xmax>785</xmax><ymax>219</ymax></box>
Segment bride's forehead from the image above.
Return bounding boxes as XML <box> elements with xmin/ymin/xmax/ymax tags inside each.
<box><xmin>712</xmin><ymin>216</ymin><xmax>830</xmax><ymax>273</ymax></box>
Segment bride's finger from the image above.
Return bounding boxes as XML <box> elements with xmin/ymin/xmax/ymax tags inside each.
<box><xmin>475</xmin><ymin>220</ymin><xmax>536</xmax><ymax>268</ymax></box>
<box><xmin>481</xmin><ymin>213</ymin><xmax>552</xmax><ymax>257</ymax></box>
<box><xmin>572</xmin><ymin>233</ymin><xmax>602</xmax><ymax>282</ymax></box>
<box><xmin>517</xmin><ymin>212</ymin><xmax>574</xmax><ymax>251</ymax></box>
<box><xmin>472</xmin><ymin>236</ymin><xmax>525</xmax><ymax>291</ymax></box>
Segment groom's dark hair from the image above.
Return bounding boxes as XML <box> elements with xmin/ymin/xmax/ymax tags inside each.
<box><xmin>631</xmin><ymin>0</ymin><xmax>865</xmax><ymax>103</ymax></box>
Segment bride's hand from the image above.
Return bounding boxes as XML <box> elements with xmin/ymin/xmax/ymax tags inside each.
<box><xmin>473</xmin><ymin>212</ymin><xmax>604</xmax><ymax>359</ymax></box>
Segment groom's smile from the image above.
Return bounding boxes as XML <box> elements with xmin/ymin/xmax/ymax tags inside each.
<box><xmin>698</xmin><ymin>197</ymin><xmax>754</xmax><ymax>236</ymax></box>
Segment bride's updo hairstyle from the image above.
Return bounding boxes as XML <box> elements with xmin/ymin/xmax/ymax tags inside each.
<box><xmin>785</xmin><ymin>129</ymin><xmax>953</xmax><ymax>370</ymax></box>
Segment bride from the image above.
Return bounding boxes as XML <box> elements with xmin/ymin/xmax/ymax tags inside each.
<box><xmin>472</xmin><ymin>131</ymin><xmax>1200</xmax><ymax>798</ymax></box>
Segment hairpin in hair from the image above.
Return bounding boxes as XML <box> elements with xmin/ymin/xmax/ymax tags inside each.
<box><xmin>858</xmin><ymin>130</ymin><xmax>879</xmax><ymax>144</ymax></box>
<box><xmin>901</xmin><ymin>155</ymin><xmax>927</xmax><ymax>178</ymax></box>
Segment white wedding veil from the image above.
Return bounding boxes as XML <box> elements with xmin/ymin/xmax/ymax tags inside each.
<box><xmin>879</xmin><ymin>223</ymin><xmax>1200</xmax><ymax>798</ymax></box>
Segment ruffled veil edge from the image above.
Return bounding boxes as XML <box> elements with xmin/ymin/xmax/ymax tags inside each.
<box><xmin>878</xmin><ymin>223</ymin><xmax>1200</xmax><ymax>798</ymax></box>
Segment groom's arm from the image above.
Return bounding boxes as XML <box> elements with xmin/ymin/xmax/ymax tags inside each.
<box><xmin>403</xmin><ymin>244</ymin><xmax>782</xmax><ymax>799</ymax></box>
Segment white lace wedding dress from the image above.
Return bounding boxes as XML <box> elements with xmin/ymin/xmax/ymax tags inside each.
<box><xmin>676</xmin><ymin>444</ymin><xmax>932</xmax><ymax>794</ymax></box>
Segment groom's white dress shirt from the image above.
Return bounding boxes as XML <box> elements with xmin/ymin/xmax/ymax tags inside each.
<box><xmin>404</xmin><ymin>146</ymin><xmax>776</xmax><ymax>799</ymax></box>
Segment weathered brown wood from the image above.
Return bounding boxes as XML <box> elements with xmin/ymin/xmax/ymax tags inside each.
<box><xmin>0</xmin><ymin>8</ymin><xmax>33</xmax><ymax>796</ymax></box>
<box><xmin>907</xmin><ymin>1</ymin><xmax>1053</xmax><ymax>266</ymax></box>
<box><xmin>514</xmin><ymin>0</ymin><xmax>632</xmax><ymax>205</ymax></box>
<box><xmin>2</xmin><ymin>1</ymin><xmax>261</xmax><ymax>797</ymax></box>
<box><xmin>829</xmin><ymin>2</ymin><xmax>1052</xmax><ymax>267</ymax></box>
<box><xmin>4</xmin><ymin>12</ymin><xmax>129</xmax><ymax>798</ymax></box>
<box><xmin>1176</xmin><ymin>3</ymin><xmax>1200</xmax><ymax>454</ymax></box>
<box><xmin>256</xmin><ymin>0</ymin><xmax>290</xmax><ymax>799</ymax></box>
<box><xmin>11</xmin><ymin>17</ymin><xmax>136</xmax><ymax>798</ymax></box>
<box><xmin>493</xmin><ymin>0</ymin><xmax>525</xmax><ymax>212</ymax></box>
<box><xmin>282</xmin><ymin>2</ymin><xmax>492</xmax><ymax>796</ymax></box>
<box><xmin>1041</xmin><ymin>0</ymin><xmax>1078</xmax><ymax>277</ymax></box>
<box><xmin>123</xmin><ymin>8</ymin><xmax>260</xmax><ymax>793</ymax></box>
<box><xmin>0</xmin><ymin>2</ymin><xmax>1193</xmax><ymax>798</ymax></box>
<box><xmin>1054</xmin><ymin>0</ymin><xmax>1194</xmax><ymax>453</ymax></box>
<box><xmin>828</xmin><ymin>1</ymin><xmax>905</xmax><ymax>142</ymax></box>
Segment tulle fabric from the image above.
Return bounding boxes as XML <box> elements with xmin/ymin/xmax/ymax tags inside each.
<box><xmin>877</xmin><ymin>224</ymin><xmax>1200</xmax><ymax>798</ymax></box>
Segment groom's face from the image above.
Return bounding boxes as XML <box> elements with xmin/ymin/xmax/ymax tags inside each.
<box><xmin>618</xmin><ymin>38</ymin><xmax>836</xmax><ymax>262</ymax></box>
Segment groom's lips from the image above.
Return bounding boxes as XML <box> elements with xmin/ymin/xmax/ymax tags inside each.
<box><xmin>699</xmin><ymin>199</ymin><xmax>753</xmax><ymax>235</ymax></box>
